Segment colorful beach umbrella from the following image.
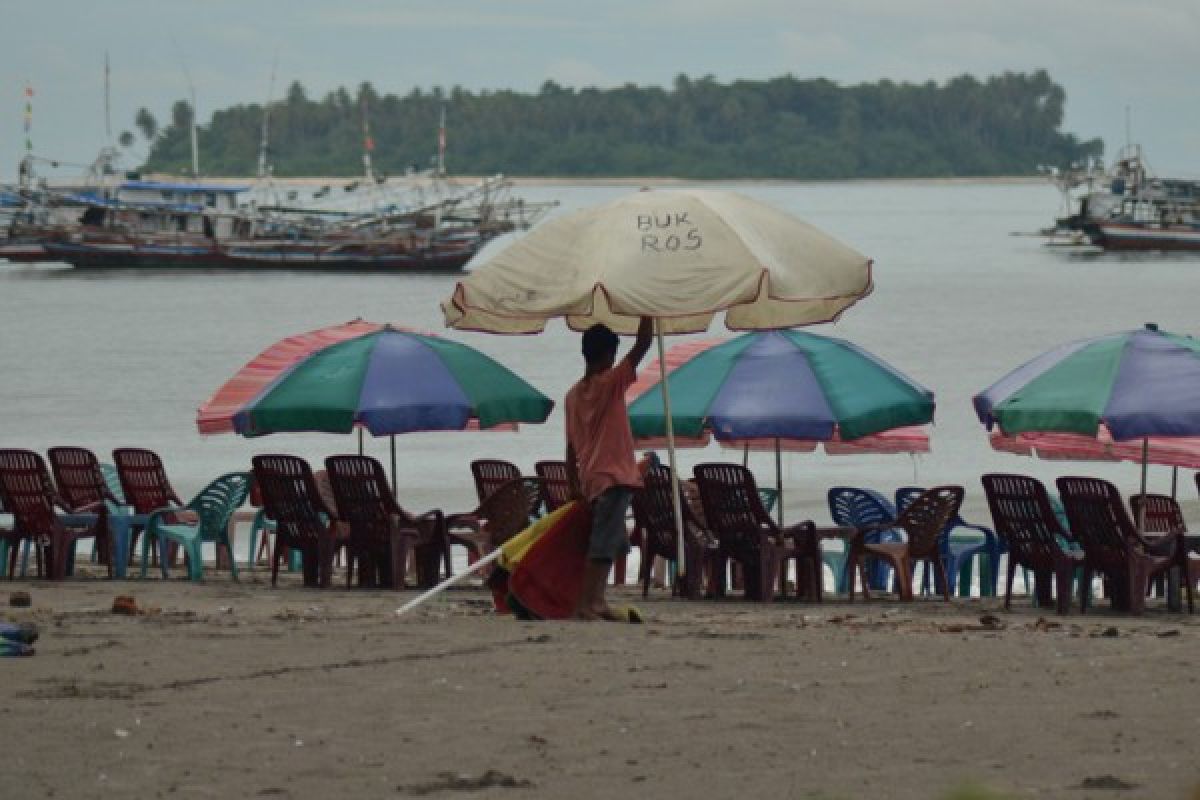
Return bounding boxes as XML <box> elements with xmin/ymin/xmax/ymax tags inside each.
<box><xmin>629</xmin><ymin>330</ymin><xmax>933</xmax><ymax>442</ymax></box>
<box><xmin>974</xmin><ymin>324</ymin><xmax>1200</xmax><ymax>440</ymax></box>
<box><xmin>197</xmin><ymin>321</ymin><xmax>553</xmax><ymax>491</ymax></box>
<box><xmin>441</xmin><ymin>188</ymin><xmax>874</xmax><ymax>571</ymax></box>
<box><xmin>229</xmin><ymin>327</ymin><xmax>551</xmax><ymax>436</ymax></box>
<box><xmin>974</xmin><ymin>323</ymin><xmax>1200</xmax><ymax>523</ymax></box>
<box><xmin>627</xmin><ymin>330</ymin><xmax>934</xmax><ymax>522</ymax></box>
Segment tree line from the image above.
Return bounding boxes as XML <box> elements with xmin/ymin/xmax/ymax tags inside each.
<box><xmin>135</xmin><ymin>70</ymin><xmax>1103</xmax><ymax>179</ymax></box>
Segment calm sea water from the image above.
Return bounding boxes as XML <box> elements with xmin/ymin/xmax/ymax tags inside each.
<box><xmin>3</xmin><ymin>180</ymin><xmax>1200</xmax><ymax>538</ymax></box>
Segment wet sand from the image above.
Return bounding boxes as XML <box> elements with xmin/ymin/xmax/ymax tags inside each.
<box><xmin>3</xmin><ymin>574</ymin><xmax>1199</xmax><ymax>799</ymax></box>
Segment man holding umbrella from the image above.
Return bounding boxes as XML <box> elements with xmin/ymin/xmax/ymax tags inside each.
<box><xmin>566</xmin><ymin>316</ymin><xmax>654</xmax><ymax>621</ymax></box>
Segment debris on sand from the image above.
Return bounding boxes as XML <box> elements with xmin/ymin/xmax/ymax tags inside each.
<box><xmin>398</xmin><ymin>770</ymin><xmax>533</xmax><ymax>795</ymax></box>
<box><xmin>1076</xmin><ymin>774</ymin><xmax>1138</xmax><ymax>790</ymax></box>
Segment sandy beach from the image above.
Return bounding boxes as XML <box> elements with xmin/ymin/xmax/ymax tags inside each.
<box><xmin>4</xmin><ymin>572</ymin><xmax>1199</xmax><ymax>800</ymax></box>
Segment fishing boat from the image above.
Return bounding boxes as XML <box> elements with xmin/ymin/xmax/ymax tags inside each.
<box><xmin>37</xmin><ymin>174</ymin><xmax>552</xmax><ymax>271</ymax></box>
<box><xmin>1042</xmin><ymin>145</ymin><xmax>1200</xmax><ymax>252</ymax></box>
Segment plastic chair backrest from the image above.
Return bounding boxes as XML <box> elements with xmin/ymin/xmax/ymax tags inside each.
<box><xmin>1056</xmin><ymin>476</ymin><xmax>1138</xmax><ymax>567</ymax></box>
<box><xmin>252</xmin><ymin>455</ymin><xmax>330</xmax><ymax>542</ymax></box>
<box><xmin>325</xmin><ymin>455</ymin><xmax>399</xmax><ymax>550</ymax></box>
<box><xmin>827</xmin><ymin>486</ymin><xmax>896</xmax><ymax>529</ymax></box>
<box><xmin>0</xmin><ymin>449</ymin><xmax>59</xmax><ymax>537</ymax></box>
<box><xmin>48</xmin><ymin>447</ymin><xmax>112</xmax><ymax>510</ymax></box>
<box><xmin>534</xmin><ymin>461</ymin><xmax>572</xmax><ymax>513</ymax></box>
<box><xmin>471</xmin><ymin>459</ymin><xmax>521</xmax><ymax>503</ymax></box>
<box><xmin>693</xmin><ymin>463</ymin><xmax>773</xmax><ymax>551</ymax></box>
<box><xmin>895</xmin><ymin>487</ymin><xmax>964</xmax><ymax>556</ymax></box>
<box><xmin>113</xmin><ymin>448</ymin><xmax>180</xmax><ymax>515</ymax></box>
<box><xmin>1129</xmin><ymin>493</ymin><xmax>1186</xmax><ymax>534</ymax></box>
<box><xmin>188</xmin><ymin>472</ymin><xmax>252</xmax><ymax>539</ymax></box>
<box><xmin>981</xmin><ymin>474</ymin><xmax>1070</xmax><ymax>568</ymax></box>
<box><xmin>98</xmin><ymin>463</ymin><xmax>127</xmax><ymax>505</ymax></box>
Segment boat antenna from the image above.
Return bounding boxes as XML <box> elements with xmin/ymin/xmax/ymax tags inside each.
<box><xmin>437</xmin><ymin>103</ymin><xmax>447</xmax><ymax>177</ymax></box>
<box><xmin>173</xmin><ymin>38</ymin><xmax>200</xmax><ymax>176</ymax></box>
<box><xmin>20</xmin><ymin>81</ymin><xmax>34</xmax><ymax>189</ymax></box>
<box><xmin>104</xmin><ymin>52</ymin><xmax>113</xmax><ymax>145</ymax></box>
<box><xmin>360</xmin><ymin>94</ymin><xmax>376</xmax><ymax>184</ymax></box>
<box><xmin>257</xmin><ymin>52</ymin><xmax>278</xmax><ymax>180</ymax></box>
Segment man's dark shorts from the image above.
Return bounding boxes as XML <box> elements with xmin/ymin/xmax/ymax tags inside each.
<box><xmin>588</xmin><ymin>487</ymin><xmax>633</xmax><ymax>561</ymax></box>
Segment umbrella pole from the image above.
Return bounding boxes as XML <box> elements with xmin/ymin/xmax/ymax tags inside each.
<box><xmin>743</xmin><ymin>443</ymin><xmax>749</xmax><ymax>468</ymax></box>
<box><xmin>655</xmin><ymin>321</ymin><xmax>687</xmax><ymax>579</ymax></box>
<box><xmin>775</xmin><ymin>437</ymin><xmax>783</xmax><ymax>526</ymax></box>
<box><xmin>395</xmin><ymin>547</ymin><xmax>505</xmax><ymax>615</ymax></box>
<box><xmin>358</xmin><ymin>428</ymin><xmax>364</xmax><ymax>456</ymax></box>
<box><xmin>1172</xmin><ymin>466</ymin><xmax>1178</xmax><ymax>500</ymax></box>
<box><xmin>1137</xmin><ymin>437</ymin><xmax>1149</xmax><ymax>533</ymax></box>
<box><xmin>391</xmin><ymin>435</ymin><xmax>398</xmax><ymax>500</ymax></box>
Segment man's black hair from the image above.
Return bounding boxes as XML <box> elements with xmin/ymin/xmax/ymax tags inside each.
<box><xmin>582</xmin><ymin>323</ymin><xmax>619</xmax><ymax>365</ymax></box>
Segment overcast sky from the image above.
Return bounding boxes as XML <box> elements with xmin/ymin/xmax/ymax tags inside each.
<box><xmin>3</xmin><ymin>0</ymin><xmax>1197</xmax><ymax>181</ymax></box>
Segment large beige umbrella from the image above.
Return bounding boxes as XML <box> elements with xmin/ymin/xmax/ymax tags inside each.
<box><xmin>441</xmin><ymin>188</ymin><xmax>873</xmax><ymax>575</ymax></box>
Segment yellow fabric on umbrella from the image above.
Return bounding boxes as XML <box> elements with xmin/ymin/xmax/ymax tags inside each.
<box><xmin>497</xmin><ymin>501</ymin><xmax>580</xmax><ymax>573</ymax></box>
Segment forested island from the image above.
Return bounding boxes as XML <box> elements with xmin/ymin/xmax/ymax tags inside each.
<box><xmin>133</xmin><ymin>70</ymin><xmax>1102</xmax><ymax>180</ymax></box>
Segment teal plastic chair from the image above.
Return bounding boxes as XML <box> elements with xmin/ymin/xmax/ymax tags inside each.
<box><xmin>141</xmin><ymin>472</ymin><xmax>251</xmax><ymax>580</ymax></box>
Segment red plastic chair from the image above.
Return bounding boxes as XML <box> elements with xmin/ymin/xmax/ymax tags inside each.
<box><xmin>1057</xmin><ymin>477</ymin><xmax>1183</xmax><ymax>615</ymax></box>
<box><xmin>692</xmin><ymin>463</ymin><xmax>820</xmax><ymax>603</ymax></box>
<box><xmin>325</xmin><ymin>455</ymin><xmax>446</xmax><ymax>589</ymax></box>
<box><xmin>252</xmin><ymin>455</ymin><xmax>343</xmax><ymax>588</ymax></box>
<box><xmin>0</xmin><ymin>449</ymin><xmax>109</xmax><ymax>580</ymax></box>
<box><xmin>981</xmin><ymin>474</ymin><xmax>1083</xmax><ymax>614</ymax></box>
<box><xmin>113</xmin><ymin>448</ymin><xmax>184</xmax><ymax>565</ymax></box>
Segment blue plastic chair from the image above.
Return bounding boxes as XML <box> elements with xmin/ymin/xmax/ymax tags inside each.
<box><xmin>826</xmin><ymin>487</ymin><xmax>902</xmax><ymax>593</ymax></box>
<box><xmin>895</xmin><ymin>486</ymin><xmax>999</xmax><ymax>597</ymax></box>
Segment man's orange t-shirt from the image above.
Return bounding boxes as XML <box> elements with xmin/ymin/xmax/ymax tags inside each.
<box><xmin>565</xmin><ymin>358</ymin><xmax>644</xmax><ymax>502</ymax></box>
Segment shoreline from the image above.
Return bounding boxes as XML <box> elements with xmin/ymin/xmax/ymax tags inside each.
<box><xmin>112</xmin><ymin>173</ymin><xmax>1047</xmax><ymax>190</ymax></box>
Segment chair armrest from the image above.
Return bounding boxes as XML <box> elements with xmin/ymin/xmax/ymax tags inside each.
<box><xmin>445</xmin><ymin>512</ymin><xmax>481</xmax><ymax>532</ymax></box>
<box><xmin>146</xmin><ymin>505</ymin><xmax>194</xmax><ymax>534</ymax></box>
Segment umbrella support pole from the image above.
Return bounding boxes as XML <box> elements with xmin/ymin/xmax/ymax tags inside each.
<box><xmin>656</xmin><ymin>322</ymin><xmax>688</xmax><ymax>580</ymax></box>
<box><xmin>358</xmin><ymin>428</ymin><xmax>364</xmax><ymax>456</ymax></box>
<box><xmin>1137</xmin><ymin>437</ymin><xmax>1149</xmax><ymax>533</ymax></box>
<box><xmin>395</xmin><ymin>548</ymin><xmax>504</xmax><ymax>616</ymax></box>
<box><xmin>775</xmin><ymin>438</ymin><xmax>783</xmax><ymax>527</ymax></box>
<box><xmin>391</xmin><ymin>435</ymin><xmax>398</xmax><ymax>500</ymax></box>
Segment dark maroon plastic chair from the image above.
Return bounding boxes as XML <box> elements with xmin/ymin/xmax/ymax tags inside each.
<box><xmin>982</xmin><ymin>474</ymin><xmax>1084</xmax><ymax>614</ymax></box>
<box><xmin>630</xmin><ymin>463</ymin><xmax>714</xmax><ymax>599</ymax></box>
<box><xmin>845</xmin><ymin>486</ymin><xmax>964</xmax><ymax>602</ymax></box>
<box><xmin>692</xmin><ymin>463</ymin><xmax>820</xmax><ymax>603</ymax></box>
<box><xmin>325</xmin><ymin>455</ymin><xmax>447</xmax><ymax>589</ymax></box>
<box><xmin>252</xmin><ymin>455</ymin><xmax>342</xmax><ymax>588</ymax></box>
<box><xmin>0</xmin><ymin>449</ymin><xmax>109</xmax><ymax>580</ymax></box>
<box><xmin>1057</xmin><ymin>476</ymin><xmax>1184</xmax><ymax>615</ymax></box>
<box><xmin>534</xmin><ymin>460</ymin><xmax>573</xmax><ymax>513</ymax></box>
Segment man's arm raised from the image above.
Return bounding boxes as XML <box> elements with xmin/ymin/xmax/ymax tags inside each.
<box><xmin>624</xmin><ymin>316</ymin><xmax>654</xmax><ymax>371</ymax></box>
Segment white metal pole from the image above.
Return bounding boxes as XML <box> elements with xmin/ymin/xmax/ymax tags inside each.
<box><xmin>775</xmin><ymin>437</ymin><xmax>783</xmax><ymax>526</ymax></box>
<box><xmin>390</xmin><ymin>434</ymin><xmax>398</xmax><ymax>500</ymax></box>
<box><xmin>395</xmin><ymin>547</ymin><xmax>504</xmax><ymax>615</ymax></box>
<box><xmin>655</xmin><ymin>321</ymin><xmax>687</xmax><ymax>577</ymax></box>
<box><xmin>1137</xmin><ymin>437</ymin><xmax>1149</xmax><ymax>533</ymax></box>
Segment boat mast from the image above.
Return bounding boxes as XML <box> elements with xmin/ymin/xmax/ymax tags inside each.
<box><xmin>437</xmin><ymin>104</ymin><xmax>447</xmax><ymax>177</ymax></box>
<box><xmin>175</xmin><ymin>40</ymin><xmax>200</xmax><ymax>176</ymax></box>
<box><xmin>104</xmin><ymin>52</ymin><xmax>113</xmax><ymax>145</ymax></box>
<box><xmin>19</xmin><ymin>82</ymin><xmax>34</xmax><ymax>189</ymax></box>
<box><xmin>360</xmin><ymin>95</ymin><xmax>380</xmax><ymax>215</ymax></box>
<box><xmin>257</xmin><ymin>54</ymin><xmax>278</xmax><ymax>180</ymax></box>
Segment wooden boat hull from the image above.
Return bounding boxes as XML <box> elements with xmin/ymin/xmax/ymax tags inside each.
<box><xmin>43</xmin><ymin>239</ymin><xmax>480</xmax><ymax>272</ymax></box>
